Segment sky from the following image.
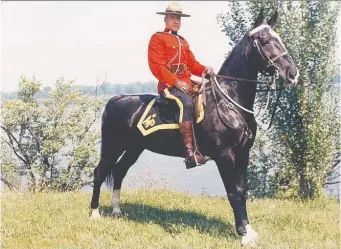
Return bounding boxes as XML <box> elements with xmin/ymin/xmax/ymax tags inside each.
<box><xmin>1</xmin><ymin>1</ymin><xmax>340</xmax><ymax>93</ymax></box>
<box><xmin>1</xmin><ymin>1</ymin><xmax>232</xmax><ymax>92</ymax></box>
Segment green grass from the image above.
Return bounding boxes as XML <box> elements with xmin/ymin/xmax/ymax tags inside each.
<box><xmin>1</xmin><ymin>189</ymin><xmax>340</xmax><ymax>249</ymax></box>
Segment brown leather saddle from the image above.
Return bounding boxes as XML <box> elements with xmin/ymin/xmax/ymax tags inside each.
<box><xmin>137</xmin><ymin>80</ymin><xmax>206</xmax><ymax>136</ymax></box>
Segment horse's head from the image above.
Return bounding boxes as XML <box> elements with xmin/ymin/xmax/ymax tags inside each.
<box><xmin>249</xmin><ymin>10</ymin><xmax>299</xmax><ymax>85</ymax></box>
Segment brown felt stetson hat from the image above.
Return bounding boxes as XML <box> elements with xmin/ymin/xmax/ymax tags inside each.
<box><xmin>156</xmin><ymin>2</ymin><xmax>191</xmax><ymax>17</ymax></box>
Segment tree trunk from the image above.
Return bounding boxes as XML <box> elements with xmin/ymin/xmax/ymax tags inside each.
<box><xmin>0</xmin><ymin>176</ymin><xmax>17</xmax><ymax>192</ymax></box>
<box><xmin>299</xmin><ymin>174</ymin><xmax>310</xmax><ymax>199</ymax></box>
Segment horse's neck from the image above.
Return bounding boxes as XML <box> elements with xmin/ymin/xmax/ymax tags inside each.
<box><xmin>217</xmin><ymin>36</ymin><xmax>258</xmax><ymax>111</ymax></box>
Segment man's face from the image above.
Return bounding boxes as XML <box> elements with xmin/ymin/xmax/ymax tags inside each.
<box><xmin>165</xmin><ymin>14</ymin><xmax>181</xmax><ymax>32</ymax></box>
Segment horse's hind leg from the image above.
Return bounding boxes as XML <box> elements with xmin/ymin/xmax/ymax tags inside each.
<box><xmin>90</xmin><ymin>150</ymin><xmax>124</xmax><ymax>219</ymax></box>
<box><xmin>111</xmin><ymin>148</ymin><xmax>144</xmax><ymax>216</ymax></box>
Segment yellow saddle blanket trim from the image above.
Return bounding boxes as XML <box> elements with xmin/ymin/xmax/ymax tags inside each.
<box><xmin>137</xmin><ymin>89</ymin><xmax>204</xmax><ymax>136</ymax></box>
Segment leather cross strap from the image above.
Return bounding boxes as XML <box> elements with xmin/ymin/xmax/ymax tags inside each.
<box><xmin>168</xmin><ymin>49</ymin><xmax>180</xmax><ymax>68</ymax></box>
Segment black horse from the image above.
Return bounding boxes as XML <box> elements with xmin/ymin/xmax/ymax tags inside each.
<box><xmin>90</xmin><ymin>10</ymin><xmax>299</xmax><ymax>247</ymax></box>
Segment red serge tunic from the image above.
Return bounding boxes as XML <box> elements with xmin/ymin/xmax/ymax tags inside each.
<box><xmin>148</xmin><ymin>29</ymin><xmax>207</xmax><ymax>94</ymax></box>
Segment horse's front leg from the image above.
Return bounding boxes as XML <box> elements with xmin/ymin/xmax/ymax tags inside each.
<box><xmin>215</xmin><ymin>148</ymin><xmax>258</xmax><ymax>248</ymax></box>
<box><xmin>235</xmin><ymin>148</ymin><xmax>258</xmax><ymax>247</ymax></box>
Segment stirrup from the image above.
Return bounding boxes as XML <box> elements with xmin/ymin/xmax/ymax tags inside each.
<box><xmin>194</xmin><ymin>150</ymin><xmax>210</xmax><ymax>165</ymax></box>
<box><xmin>185</xmin><ymin>157</ymin><xmax>198</xmax><ymax>169</ymax></box>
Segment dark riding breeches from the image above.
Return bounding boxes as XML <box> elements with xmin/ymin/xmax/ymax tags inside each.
<box><xmin>161</xmin><ymin>88</ymin><xmax>193</xmax><ymax>122</ymax></box>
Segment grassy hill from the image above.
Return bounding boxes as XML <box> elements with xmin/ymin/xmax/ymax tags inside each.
<box><xmin>1</xmin><ymin>189</ymin><xmax>340</xmax><ymax>249</ymax></box>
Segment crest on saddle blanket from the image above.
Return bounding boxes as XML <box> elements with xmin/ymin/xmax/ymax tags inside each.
<box><xmin>137</xmin><ymin>88</ymin><xmax>204</xmax><ymax>136</ymax></box>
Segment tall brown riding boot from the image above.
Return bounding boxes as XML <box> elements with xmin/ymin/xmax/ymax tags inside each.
<box><xmin>179</xmin><ymin>121</ymin><xmax>210</xmax><ymax>169</ymax></box>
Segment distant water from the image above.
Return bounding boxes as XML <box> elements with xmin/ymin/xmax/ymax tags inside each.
<box><xmin>94</xmin><ymin>150</ymin><xmax>227</xmax><ymax>197</ymax></box>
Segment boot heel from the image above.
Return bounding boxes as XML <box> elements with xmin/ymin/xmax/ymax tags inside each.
<box><xmin>185</xmin><ymin>158</ymin><xmax>198</xmax><ymax>169</ymax></box>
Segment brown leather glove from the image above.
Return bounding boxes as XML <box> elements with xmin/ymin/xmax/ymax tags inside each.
<box><xmin>174</xmin><ymin>80</ymin><xmax>190</xmax><ymax>94</ymax></box>
<box><xmin>204</xmin><ymin>66</ymin><xmax>215</xmax><ymax>79</ymax></box>
<box><xmin>192</xmin><ymin>85</ymin><xmax>199</xmax><ymax>93</ymax></box>
<box><xmin>205</xmin><ymin>67</ymin><xmax>215</xmax><ymax>76</ymax></box>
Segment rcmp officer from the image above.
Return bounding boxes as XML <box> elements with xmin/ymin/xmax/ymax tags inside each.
<box><xmin>148</xmin><ymin>2</ymin><xmax>215</xmax><ymax>169</ymax></box>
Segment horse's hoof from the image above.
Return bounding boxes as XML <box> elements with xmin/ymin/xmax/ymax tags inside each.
<box><xmin>241</xmin><ymin>239</ymin><xmax>257</xmax><ymax>248</ymax></box>
<box><xmin>90</xmin><ymin>208</ymin><xmax>101</xmax><ymax>219</ymax></box>
<box><xmin>111</xmin><ymin>211</ymin><xmax>123</xmax><ymax>218</ymax></box>
<box><xmin>111</xmin><ymin>207</ymin><xmax>123</xmax><ymax>218</ymax></box>
<box><xmin>241</xmin><ymin>225</ymin><xmax>258</xmax><ymax>248</ymax></box>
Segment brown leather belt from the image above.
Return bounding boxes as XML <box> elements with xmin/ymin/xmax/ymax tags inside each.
<box><xmin>168</xmin><ymin>63</ymin><xmax>188</xmax><ymax>75</ymax></box>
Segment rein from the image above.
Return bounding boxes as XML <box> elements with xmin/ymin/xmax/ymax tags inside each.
<box><xmin>204</xmin><ymin>71</ymin><xmax>283</xmax><ymax>131</ymax></box>
<box><xmin>208</xmin><ymin>75</ymin><xmax>249</xmax><ymax>131</ymax></box>
<box><xmin>212</xmin><ymin>74</ymin><xmax>271</xmax><ymax>85</ymax></box>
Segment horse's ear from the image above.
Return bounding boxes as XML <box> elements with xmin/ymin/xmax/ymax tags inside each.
<box><xmin>253</xmin><ymin>8</ymin><xmax>264</xmax><ymax>28</ymax></box>
<box><xmin>267</xmin><ymin>10</ymin><xmax>278</xmax><ymax>29</ymax></box>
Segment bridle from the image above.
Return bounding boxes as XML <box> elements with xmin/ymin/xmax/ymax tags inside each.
<box><xmin>206</xmin><ymin>24</ymin><xmax>290</xmax><ymax>131</ymax></box>
<box><xmin>249</xmin><ymin>24</ymin><xmax>289</xmax><ymax>71</ymax></box>
<box><xmin>251</xmin><ymin>38</ymin><xmax>288</xmax><ymax>71</ymax></box>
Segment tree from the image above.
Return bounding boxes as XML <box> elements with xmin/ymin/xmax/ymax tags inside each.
<box><xmin>218</xmin><ymin>1</ymin><xmax>340</xmax><ymax>199</ymax></box>
<box><xmin>1</xmin><ymin>139</ymin><xmax>22</xmax><ymax>192</ymax></box>
<box><xmin>1</xmin><ymin>77</ymin><xmax>105</xmax><ymax>192</ymax></box>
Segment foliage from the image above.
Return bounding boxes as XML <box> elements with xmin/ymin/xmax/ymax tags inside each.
<box><xmin>218</xmin><ymin>1</ymin><xmax>340</xmax><ymax>199</ymax></box>
<box><xmin>1</xmin><ymin>80</ymin><xmax>157</xmax><ymax>100</ymax></box>
<box><xmin>0</xmin><ymin>140</ymin><xmax>22</xmax><ymax>191</ymax></box>
<box><xmin>247</xmin><ymin>131</ymin><xmax>278</xmax><ymax>198</ymax></box>
<box><xmin>1</xmin><ymin>77</ymin><xmax>105</xmax><ymax>192</ymax></box>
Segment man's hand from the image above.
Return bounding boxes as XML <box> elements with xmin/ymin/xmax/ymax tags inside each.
<box><xmin>175</xmin><ymin>80</ymin><xmax>190</xmax><ymax>94</ymax></box>
<box><xmin>192</xmin><ymin>85</ymin><xmax>199</xmax><ymax>94</ymax></box>
<box><xmin>204</xmin><ymin>67</ymin><xmax>215</xmax><ymax>78</ymax></box>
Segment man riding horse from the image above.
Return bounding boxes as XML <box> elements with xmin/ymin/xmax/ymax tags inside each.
<box><xmin>148</xmin><ymin>2</ymin><xmax>215</xmax><ymax>169</ymax></box>
<box><xmin>90</xmin><ymin>5</ymin><xmax>299</xmax><ymax>246</ymax></box>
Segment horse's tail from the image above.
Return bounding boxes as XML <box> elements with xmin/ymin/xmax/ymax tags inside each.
<box><xmin>101</xmin><ymin>94</ymin><xmax>126</xmax><ymax>188</ymax></box>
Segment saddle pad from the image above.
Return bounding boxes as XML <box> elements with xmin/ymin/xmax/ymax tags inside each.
<box><xmin>137</xmin><ymin>93</ymin><xmax>204</xmax><ymax>136</ymax></box>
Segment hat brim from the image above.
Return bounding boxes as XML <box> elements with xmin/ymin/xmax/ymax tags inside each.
<box><xmin>156</xmin><ymin>12</ymin><xmax>191</xmax><ymax>17</ymax></box>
